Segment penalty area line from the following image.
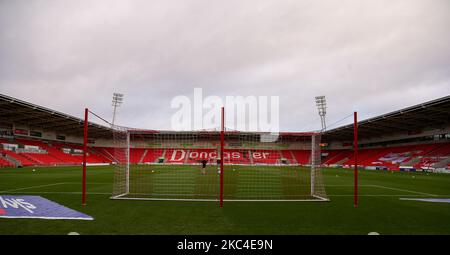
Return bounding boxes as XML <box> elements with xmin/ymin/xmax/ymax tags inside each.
<box><xmin>0</xmin><ymin>182</ymin><xmax>68</xmax><ymax>193</ymax></box>
<box><xmin>370</xmin><ymin>184</ymin><xmax>438</xmax><ymax>197</ymax></box>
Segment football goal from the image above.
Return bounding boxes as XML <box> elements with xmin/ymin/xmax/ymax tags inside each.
<box><xmin>82</xmin><ymin>108</ymin><xmax>328</xmax><ymax>205</ymax></box>
<box><xmin>108</xmin><ymin>117</ymin><xmax>327</xmax><ymax>204</ymax></box>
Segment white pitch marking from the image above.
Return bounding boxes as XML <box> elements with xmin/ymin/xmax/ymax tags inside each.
<box><xmin>3</xmin><ymin>191</ymin><xmax>449</xmax><ymax>198</ymax></box>
<box><xmin>328</xmin><ymin>194</ymin><xmax>449</xmax><ymax>197</ymax></box>
<box><xmin>370</xmin><ymin>185</ymin><xmax>438</xmax><ymax>197</ymax></box>
<box><xmin>0</xmin><ymin>182</ymin><xmax>67</xmax><ymax>193</ymax></box>
<box><xmin>64</xmin><ymin>182</ymin><xmax>111</xmax><ymax>184</ymax></box>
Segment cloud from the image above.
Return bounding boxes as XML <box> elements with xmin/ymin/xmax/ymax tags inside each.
<box><xmin>0</xmin><ymin>0</ymin><xmax>449</xmax><ymax>131</ymax></box>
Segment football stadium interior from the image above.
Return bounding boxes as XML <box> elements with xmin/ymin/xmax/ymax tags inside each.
<box><xmin>0</xmin><ymin>93</ymin><xmax>449</xmax><ymax>234</ymax></box>
<box><xmin>1</xmin><ymin>93</ymin><xmax>448</xmax><ymax>172</ymax></box>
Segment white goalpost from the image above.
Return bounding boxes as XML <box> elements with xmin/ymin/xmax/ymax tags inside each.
<box><xmin>110</xmin><ymin>127</ymin><xmax>328</xmax><ymax>203</ymax></box>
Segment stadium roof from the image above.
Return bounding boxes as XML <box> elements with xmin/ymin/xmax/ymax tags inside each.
<box><xmin>1</xmin><ymin>93</ymin><xmax>449</xmax><ymax>142</ymax></box>
<box><xmin>322</xmin><ymin>95</ymin><xmax>450</xmax><ymax>142</ymax></box>
<box><xmin>0</xmin><ymin>93</ymin><xmax>112</xmax><ymax>138</ymax></box>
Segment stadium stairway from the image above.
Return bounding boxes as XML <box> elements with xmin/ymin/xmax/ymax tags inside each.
<box><xmin>281</xmin><ymin>150</ymin><xmax>297</xmax><ymax>164</ymax></box>
<box><xmin>21</xmin><ymin>153</ymin><xmax>56</xmax><ymax>165</ymax></box>
<box><xmin>411</xmin><ymin>142</ymin><xmax>450</xmax><ymax>169</ymax></box>
<box><xmin>96</xmin><ymin>147</ymin><xmax>118</xmax><ymax>163</ymax></box>
<box><xmin>1</xmin><ymin>150</ymin><xmax>36</xmax><ymax>166</ymax></box>
<box><xmin>139</xmin><ymin>149</ymin><xmax>148</xmax><ymax>164</ymax></box>
<box><xmin>323</xmin><ymin>150</ymin><xmax>353</xmax><ymax>165</ymax></box>
<box><xmin>141</xmin><ymin>149</ymin><xmax>162</xmax><ymax>163</ymax></box>
<box><xmin>0</xmin><ymin>154</ymin><xmax>14</xmax><ymax>167</ymax></box>
<box><xmin>0</xmin><ymin>151</ymin><xmax>20</xmax><ymax>167</ymax></box>
<box><xmin>129</xmin><ymin>148</ymin><xmax>145</xmax><ymax>164</ymax></box>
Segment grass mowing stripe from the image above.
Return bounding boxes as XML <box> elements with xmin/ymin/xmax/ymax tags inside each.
<box><xmin>1</xmin><ymin>165</ymin><xmax>450</xmax><ymax>234</ymax></box>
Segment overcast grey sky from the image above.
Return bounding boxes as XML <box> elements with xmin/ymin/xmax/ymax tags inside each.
<box><xmin>0</xmin><ymin>0</ymin><xmax>449</xmax><ymax>131</ymax></box>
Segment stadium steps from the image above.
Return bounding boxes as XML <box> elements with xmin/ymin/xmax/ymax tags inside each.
<box><xmin>279</xmin><ymin>150</ymin><xmax>296</xmax><ymax>165</ymax></box>
<box><xmin>4</xmin><ymin>155</ymin><xmax>20</xmax><ymax>166</ymax></box>
<box><xmin>335</xmin><ymin>157</ymin><xmax>349</xmax><ymax>165</ymax></box>
<box><xmin>98</xmin><ymin>147</ymin><xmax>118</xmax><ymax>163</ymax></box>
<box><xmin>0</xmin><ymin>153</ymin><xmax>15</xmax><ymax>167</ymax></box>
<box><xmin>20</xmin><ymin>153</ymin><xmax>42</xmax><ymax>165</ymax></box>
<box><xmin>1</xmin><ymin>150</ymin><xmax>35</xmax><ymax>166</ymax></box>
<box><xmin>420</xmin><ymin>143</ymin><xmax>450</xmax><ymax>168</ymax></box>
<box><xmin>0</xmin><ymin>157</ymin><xmax>12</xmax><ymax>167</ymax></box>
<box><xmin>289</xmin><ymin>150</ymin><xmax>298</xmax><ymax>164</ymax></box>
<box><xmin>129</xmin><ymin>148</ymin><xmax>145</xmax><ymax>164</ymax></box>
<box><xmin>407</xmin><ymin>143</ymin><xmax>450</xmax><ymax>169</ymax></box>
<box><xmin>434</xmin><ymin>157</ymin><xmax>450</xmax><ymax>168</ymax></box>
<box><xmin>401</xmin><ymin>157</ymin><xmax>421</xmax><ymax>167</ymax></box>
<box><xmin>139</xmin><ymin>149</ymin><xmax>148</xmax><ymax>164</ymax></box>
<box><xmin>141</xmin><ymin>149</ymin><xmax>160</xmax><ymax>163</ymax></box>
<box><xmin>86</xmin><ymin>147</ymin><xmax>110</xmax><ymax>163</ymax></box>
<box><xmin>323</xmin><ymin>150</ymin><xmax>351</xmax><ymax>165</ymax></box>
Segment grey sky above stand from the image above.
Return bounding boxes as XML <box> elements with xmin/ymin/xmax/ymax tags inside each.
<box><xmin>0</xmin><ymin>0</ymin><xmax>449</xmax><ymax>131</ymax></box>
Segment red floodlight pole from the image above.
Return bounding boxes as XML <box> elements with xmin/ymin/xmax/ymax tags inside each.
<box><xmin>82</xmin><ymin>108</ymin><xmax>88</xmax><ymax>206</ymax></box>
<box><xmin>220</xmin><ymin>107</ymin><xmax>225</xmax><ymax>208</ymax></box>
<box><xmin>354</xmin><ymin>111</ymin><xmax>358</xmax><ymax>208</ymax></box>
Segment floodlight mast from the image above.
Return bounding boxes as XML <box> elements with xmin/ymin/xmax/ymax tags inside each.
<box><xmin>315</xmin><ymin>96</ymin><xmax>327</xmax><ymax>132</ymax></box>
<box><xmin>112</xmin><ymin>93</ymin><xmax>124</xmax><ymax>126</ymax></box>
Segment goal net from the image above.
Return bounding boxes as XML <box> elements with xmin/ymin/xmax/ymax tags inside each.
<box><xmin>111</xmin><ymin>127</ymin><xmax>328</xmax><ymax>202</ymax></box>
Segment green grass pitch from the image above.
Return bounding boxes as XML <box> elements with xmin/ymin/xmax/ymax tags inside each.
<box><xmin>121</xmin><ymin>165</ymin><xmax>318</xmax><ymax>201</ymax></box>
<box><xmin>0</xmin><ymin>165</ymin><xmax>450</xmax><ymax>234</ymax></box>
